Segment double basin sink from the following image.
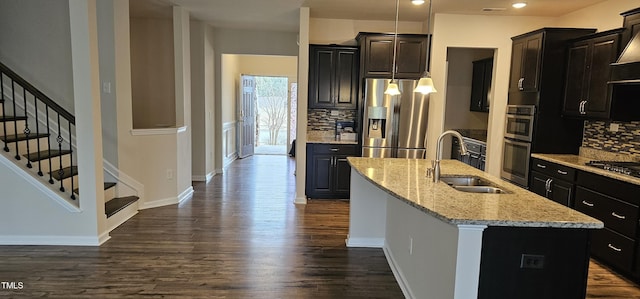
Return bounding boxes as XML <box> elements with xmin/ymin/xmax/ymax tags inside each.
<box><xmin>439</xmin><ymin>176</ymin><xmax>509</xmax><ymax>194</ymax></box>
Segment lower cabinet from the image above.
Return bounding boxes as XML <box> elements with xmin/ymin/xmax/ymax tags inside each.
<box><xmin>452</xmin><ymin>137</ymin><xmax>486</xmax><ymax>171</ymax></box>
<box><xmin>529</xmin><ymin>158</ymin><xmax>576</xmax><ymax>207</ymax></box>
<box><xmin>573</xmin><ymin>170</ymin><xmax>640</xmax><ymax>280</ymax></box>
<box><xmin>305</xmin><ymin>143</ymin><xmax>358</xmax><ymax>199</ymax></box>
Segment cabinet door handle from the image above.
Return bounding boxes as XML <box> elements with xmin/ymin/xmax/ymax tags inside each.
<box><xmin>518</xmin><ymin>78</ymin><xmax>524</xmax><ymax>90</ymax></box>
<box><xmin>557</xmin><ymin>170</ymin><xmax>568</xmax><ymax>175</ymax></box>
<box><xmin>611</xmin><ymin>212</ymin><xmax>626</xmax><ymax>220</ymax></box>
<box><xmin>608</xmin><ymin>244</ymin><xmax>622</xmax><ymax>252</ymax></box>
<box><xmin>581</xmin><ymin>200</ymin><xmax>594</xmax><ymax>207</ymax></box>
<box><xmin>330</xmin><ymin>148</ymin><xmax>339</xmax><ymax>152</ymax></box>
<box><xmin>536</xmin><ymin>164</ymin><xmax>547</xmax><ymax>169</ymax></box>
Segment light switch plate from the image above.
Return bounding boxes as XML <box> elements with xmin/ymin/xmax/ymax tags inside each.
<box><xmin>609</xmin><ymin>123</ymin><xmax>619</xmax><ymax>132</ymax></box>
<box><xmin>330</xmin><ymin>110</ymin><xmax>340</xmax><ymax>116</ymax></box>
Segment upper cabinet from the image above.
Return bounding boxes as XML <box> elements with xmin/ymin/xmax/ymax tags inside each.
<box><xmin>470</xmin><ymin>57</ymin><xmax>493</xmax><ymax>113</ymax></box>
<box><xmin>509</xmin><ymin>32</ymin><xmax>543</xmax><ymax>94</ymax></box>
<box><xmin>562</xmin><ymin>29</ymin><xmax>624</xmax><ymax>119</ymax></box>
<box><xmin>308</xmin><ymin>45</ymin><xmax>359</xmax><ymax>110</ymax></box>
<box><xmin>356</xmin><ymin>33</ymin><xmax>429</xmax><ymax>79</ymax></box>
<box><xmin>507</xmin><ymin>28</ymin><xmax>596</xmax><ymax>106</ymax></box>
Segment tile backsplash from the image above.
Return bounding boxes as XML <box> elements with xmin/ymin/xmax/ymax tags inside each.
<box><xmin>307</xmin><ymin>109</ymin><xmax>357</xmax><ymax>131</ymax></box>
<box><xmin>582</xmin><ymin>120</ymin><xmax>640</xmax><ymax>157</ymax></box>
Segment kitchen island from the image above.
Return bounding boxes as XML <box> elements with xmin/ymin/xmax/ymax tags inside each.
<box><xmin>347</xmin><ymin>157</ymin><xmax>603</xmax><ymax>299</ymax></box>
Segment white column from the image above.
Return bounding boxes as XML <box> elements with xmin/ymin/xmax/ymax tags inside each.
<box><xmin>454</xmin><ymin>224</ymin><xmax>487</xmax><ymax>299</ymax></box>
<box><xmin>295</xmin><ymin>7</ymin><xmax>310</xmax><ymax>204</ymax></box>
<box><xmin>68</xmin><ymin>0</ymin><xmax>106</xmax><ymax>238</ymax></box>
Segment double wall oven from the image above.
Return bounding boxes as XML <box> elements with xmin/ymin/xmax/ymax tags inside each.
<box><xmin>501</xmin><ymin>105</ymin><xmax>535</xmax><ymax>187</ymax></box>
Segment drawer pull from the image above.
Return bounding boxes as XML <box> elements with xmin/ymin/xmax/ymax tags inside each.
<box><xmin>581</xmin><ymin>200</ymin><xmax>594</xmax><ymax>207</ymax></box>
<box><xmin>330</xmin><ymin>148</ymin><xmax>339</xmax><ymax>152</ymax></box>
<box><xmin>611</xmin><ymin>212</ymin><xmax>626</xmax><ymax>220</ymax></box>
<box><xmin>557</xmin><ymin>170</ymin><xmax>568</xmax><ymax>175</ymax></box>
<box><xmin>608</xmin><ymin>244</ymin><xmax>622</xmax><ymax>252</ymax></box>
<box><xmin>536</xmin><ymin>164</ymin><xmax>547</xmax><ymax>169</ymax></box>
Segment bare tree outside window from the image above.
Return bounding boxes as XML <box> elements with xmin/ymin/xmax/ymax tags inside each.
<box><xmin>255</xmin><ymin>76</ymin><xmax>288</xmax><ymax>146</ymax></box>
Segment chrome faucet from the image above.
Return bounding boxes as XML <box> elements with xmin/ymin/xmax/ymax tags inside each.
<box><xmin>433</xmin><ymin>130</ymin><xmax>469</xmax><ymax>182</ymax></box>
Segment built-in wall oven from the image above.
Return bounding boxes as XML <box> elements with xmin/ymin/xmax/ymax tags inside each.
<box><xmin>501</xmin><ymin>105</ymin><xmax>535</xmax><ymax>187</ymax></box>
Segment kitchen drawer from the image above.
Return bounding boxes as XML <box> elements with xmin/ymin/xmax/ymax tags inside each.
<box><xmin>575</xmin><ymin>186</ymin><xmax>639</xmax><ymax>238</ymax></box>
<box><xmin>311</xmin><ymin>144</ymin><xmax>358</xmax><ymax>155</ymax></box>
<box><xmin>577</xmin><ymin>170</ymin><xmax>640</xmax><ymax>205</ymax></box>
<box><xmin>530</xmin><ymin>158</ymin><xmax>576</xmax><ymax>181</ymax></box>
<box><xmin>463</xmin><ymin>139</ymin><xmax>484</xmax><ymax>154</ymax></box>
<box><xmin>591</xmin><ymin>228</ymin><xmax>635</xmax><ymax>273</ymax></box>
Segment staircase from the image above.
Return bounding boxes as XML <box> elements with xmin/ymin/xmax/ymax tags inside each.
<box><xmin>0</xmin><ymin>62</ymin><xmax>138</xmax><ymax>221</ymax></box>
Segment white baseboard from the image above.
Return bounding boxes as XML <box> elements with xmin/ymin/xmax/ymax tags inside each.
<box><xmin>294</xmin><ymin>196</ymin><xmax>307</xmax><ymax>205</ymax></box>
<box><xmin>383</xmin><ymin>242</ymin><xmax>415</xmax><ymax>299</ymax></box>
<box><xmin>0</xmin><ymin>235</ymin><xmax>103</xmax><ymax>246</ymax></box>
<box><xmin>192</xmin><ymin>172</ymin><xmax>214</xmax><ymax>182</ymax></box>
<box><xmin>98</xmin><ymin>231</ymin><xmax>111</xmax><ymax>245</ymax></box>
<box><xmin>345</xmin><ymin>236</ymin><xmax>384</xmax><ymax>248</ymax></box>
<box><xmin>139</xmin><ymin>186</ymin><xmax>194</xmax><ymax>210</ymax></box>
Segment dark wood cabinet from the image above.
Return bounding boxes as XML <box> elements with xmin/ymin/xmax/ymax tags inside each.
<box><xmin>529</xmin><ymin>158</ymin><xmax>576</xmax><ymax>207</ymax></box>
<box><xmin>621</xmin><ymin>7</ymin><xmax>640</xmax><ymax>46</ymax></box>
<box><xmin>451</xmin><ymin>137</ymin><xmax>485</xmax><ymax>171</ymax></box>
<box><xmin>308</xmin><ymin>45</ymin><xmax>359</xmax><ymax>109</ymax></box>
<box><xmin>470</xmin><ymin>58</ymin><xmax>493</xmax><ymax>112</ymax></box>
<box><xmin>507</xmin><ymin>28</ymin><xmax>595</xmax><ymax>107</ymax></box>
<box><xmin>305</xmin><ymin>143</ymin><xmax>358</xmax><ymax>199</ymax></box>
<box><xmin>563</xmin><ymin>29</ymin><xmax>624</xmax><ymax>118</ymax></box>
<box><xmin>509</xmin><ymin>32</ymin><xmax>543</xmax><ymax>94</ymax></box>
<box><xmin>574</xmin><ymin>170</ymin><xmax>640</xmax><ymax>279</ymax></box>
<box><xmin>356</xmin><ymin>33</ymin><xmax>429</xmax><ymax>79</ymax></box>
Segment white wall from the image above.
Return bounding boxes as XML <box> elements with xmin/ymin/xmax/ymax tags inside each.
<box><xmin>97</xmin><ymin>0</ymin><xmax>119</xmax><ymax>165</ymax></box>
<box><xmin>0</xmin><ymin>0</ymin><xmax>74</xmax><ymax>113</ymax></box>
<box><xmin>130</xmin><ymin>16</ymin><xmax>176</xmax><ymax>129</ymax></box>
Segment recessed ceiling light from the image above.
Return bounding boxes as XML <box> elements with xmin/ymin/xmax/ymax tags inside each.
<box><xmin>512</xmin><ymin>2</ymin><xmax>527</xmax><ymax>9</ymax></box>
<box><xmin>412</xmin><ymin>0</ymin><xmax>425</xmax><ymax>5</ymax></box>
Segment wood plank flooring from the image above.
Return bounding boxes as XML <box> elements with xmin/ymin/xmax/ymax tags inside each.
<box><xmin>0</xmin><ymin>155</ymin><xmax>639</xmax><ymax>298</ymax></box>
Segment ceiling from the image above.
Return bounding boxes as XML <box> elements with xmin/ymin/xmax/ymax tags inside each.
<box><xmin>130</xmin><ymin>0</ymin><xmax>608</xmax><ymax>32</ymax></box>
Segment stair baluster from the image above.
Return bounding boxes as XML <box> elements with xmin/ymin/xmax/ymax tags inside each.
<box><xmin>1</xmin><ymin>75</ymin><xmax>6</xmax><ymax>152</ymax></box>
<box><xmin>22</xmin><ymin>88</ymin><xmax>32</xmax><ymax>168</ymax></box>
<box><xmin>69</xmin><ymin>122</ymin><xmax>75</xmax><ymax>200</ymax></box>
<box><xmin>46</xmin><ymin>107</ymin><xmax>54</xmax><ymax>184</ymax></box>
<box><xmin>56</xmin><ymin>114</ymin><xmax>64</xmax><ymax>193</ymax></box>
<box><xmin>11</xmin><ymin>80</ymin><xmax>20</xmax><ymax>160</ymax></box>
<box><xmin>34</xmin><ymin>95</ymin><xmax>43</xmax><ymax>176</ymax></box>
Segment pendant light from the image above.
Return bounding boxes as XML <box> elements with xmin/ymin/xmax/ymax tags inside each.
<box><xmin>414</xmin><ymin>0</ymin><xmax>437</xmax><ymax>94</ymax></box>
<box><xmin>384</xmin><ymin>0</ymin><xmax>402</xmax><ymax>96</ymax></box>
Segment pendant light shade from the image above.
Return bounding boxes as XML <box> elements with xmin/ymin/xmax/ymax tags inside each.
<box><xmin>414</xmin><ymin>0</ymin><xmax>437</xmax><ymax>94</ymax></box>
<box><xmin>384</xmin><ymin>81</ymin><xmax>401</xmax><ymax>95</ymax></box>
<box><xmin>384</xmin><ymin>0</ymin><xmax>401</xmax><ymax>96</ymax></box>
<box><xmin>414</xmin><ymin>77</ymin><xmax>437</xmax><ymax>94</ymax></box>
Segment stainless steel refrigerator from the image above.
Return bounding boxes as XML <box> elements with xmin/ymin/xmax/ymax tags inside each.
<box><xmin>361</xmin><ymin>78</ymin><xmax>429</xmax><ymax>159</ymax></box>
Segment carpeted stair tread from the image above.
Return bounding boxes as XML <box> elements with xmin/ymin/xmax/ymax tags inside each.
<box><xmin>105</xmin><ymin>196</ymin><xmax>139</xmax><ymax>218</ymax></box>
<box><xmin>23</xmin><ymin>149</ymin><xmax>72</xmax><ymax>162</ymax></box>
<box><xmin>74</xmin><ymin>182</ymin><xmax>117</xmax><ymax>195</ymax></box>
<box><xmin>0</xmin><ymin>115</ymin><xmax>27</xmax><ymax>122</ymax></box>
<box><xmin>49</xmin><ymin>166</ymin><xmax>77</xmax><ymax>181</ymax></box>
<box><xmin>1</xmin><ymin>133</ymin><xmax>49</xmax><ymax>143</ymax></box>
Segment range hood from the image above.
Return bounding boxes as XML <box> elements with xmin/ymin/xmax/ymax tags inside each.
<box><xmin>610</xmin><ymin>31</ymin><xmax>640</xmax><ymax>83</ymax></box>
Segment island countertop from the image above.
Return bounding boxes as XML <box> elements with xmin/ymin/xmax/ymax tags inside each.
<box><xmin>347</xmin><ymin>157</ymin><xmax>603</xmax><ymax>229</ymax></box>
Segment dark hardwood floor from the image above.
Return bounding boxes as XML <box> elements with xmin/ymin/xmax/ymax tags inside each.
<box><xmin>1</xmin><ymin>154</ymin><xmax>639</xmax><ymax>298</ymax></box>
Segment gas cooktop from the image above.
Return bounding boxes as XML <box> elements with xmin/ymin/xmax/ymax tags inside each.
<box><xmin>585</xmin><ymin>160</ymin><xmax>640</xmax><ymax>178</ymax></box>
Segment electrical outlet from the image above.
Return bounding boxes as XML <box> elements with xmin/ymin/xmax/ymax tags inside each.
<box><xmin>331</xmin><ymin>110</ymin><xmax>340</xmax><ymax>116</ymax></box>
<box><xmin>409</xmin><ymin>237</ymin><xmax>413</xmax><ymax>255</ymax></box>
<box><xmin>520</xmin><ymin>254</ymin><xmax>545</xmax><ymax>269</ymax></box>
<box><xmin>166</xmin><ymin>169</ymin><xmax>174</xmax><ymax>180</ymax></box>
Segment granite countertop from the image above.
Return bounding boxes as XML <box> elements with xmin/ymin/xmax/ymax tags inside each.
<box><xmin>307</xmin><ymin>131</ymin><xmax>358</xmax><ymax>145</ymax></box>
<box><xmin>532</xmin><ymin>153</ymin><xmax>640</xmax><ymax>186</ymax></box>
<box><xmin>347</xmin><ymin>157</ymin><xmax>603</xmax><ymax>229</ymax></box>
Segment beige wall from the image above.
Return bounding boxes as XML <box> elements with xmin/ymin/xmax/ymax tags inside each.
<box><xmin>553</xmin><ymin>0</ymin><xmax>635</xmax><ymax>30</ymax></box>
<box><xmin>310</xmin><ymin>18</ymin><xmax>425</xmax><ymax>44</ymax></box>
<box><xmin>130</xmin><ymin>17</ymin><xmax>176</xmax><ymax>129</ymax></box>
<box><xmin>221</xmin><ymin>54</ymin><xmax>239</xmax><ymax>124</ymax></box>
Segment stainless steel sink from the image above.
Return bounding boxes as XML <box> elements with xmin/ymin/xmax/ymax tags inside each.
<box><xmin>440</xmin><ymin>175</ymin><xmax>510</xmax><ymax>194</ymax></box>
<box><xmin>452</xmin><ymin>185</ymin><xmax>507</xmax><ymax>194</ymax></box>
<box><xmin>440</xmin><ymin>176</ymin><xmax>491</xmax><ymax>186</ymax></box>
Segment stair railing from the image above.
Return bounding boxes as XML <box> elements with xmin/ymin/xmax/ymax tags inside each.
<box><xmin>0</xmin><ymin>62</ymin><xmax>77</xmax><ymax>201</ymax></box>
